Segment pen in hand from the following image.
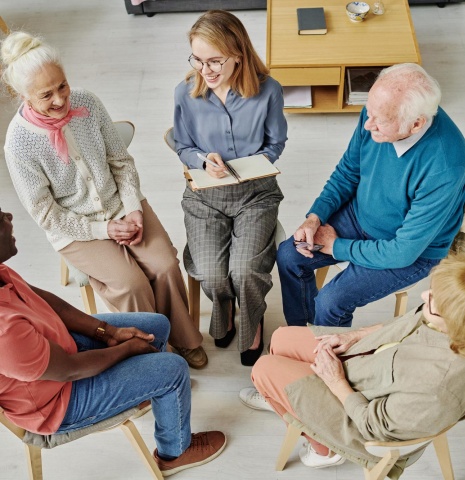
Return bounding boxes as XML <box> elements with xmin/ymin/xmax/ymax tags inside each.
<box><xmin>196</xmin><ymin>153</ymin><xmax>228</xmax><ymax>173</ymax></box>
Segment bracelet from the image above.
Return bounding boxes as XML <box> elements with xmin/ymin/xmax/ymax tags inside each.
<box><xmin>94</xmin><ymin>321</ymin><xmax>108</xmax><ymax>341</ymax></box>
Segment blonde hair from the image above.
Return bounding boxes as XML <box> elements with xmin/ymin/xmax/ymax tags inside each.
<box><xmin>0</xmin><ymin>31</ymin><xmax>63</xmax><ymax>98</ymax></box>
<box><xmin>430</xmin><ymin>253</ymin><xmax>465</xmax><ymax>357</ymax></box>
<box><xmin>186</xmin><ymin>10</ymin><xmax>269</xmax><ymax>98</ymax></box>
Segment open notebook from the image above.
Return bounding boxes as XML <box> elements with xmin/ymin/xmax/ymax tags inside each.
<box><xmin>186</xmin><ymin>154</ymin><xmax>280</xmax><ymax>191</ymax></box>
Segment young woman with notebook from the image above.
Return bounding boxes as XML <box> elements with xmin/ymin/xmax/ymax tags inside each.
<box><xmin>173</xmin><ymin>10</ymin><xmax>288</xmax><ymax>366</ymax></box>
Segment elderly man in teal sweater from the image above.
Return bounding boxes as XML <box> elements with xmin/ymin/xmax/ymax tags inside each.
<box><xmin>277</xmin><ymin>63</ymin><xmax>465</xmax><ymax>327</ymax></box>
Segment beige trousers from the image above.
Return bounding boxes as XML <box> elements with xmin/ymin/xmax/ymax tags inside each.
<box><xmin>252</xmin><ymin>327</ymin><xmax>329</xmax><ymax>455</ymax></box>
<box><xmin>60</xmin><ymin>200</ymin><xmax>203</xmax><ymax>349</ymax></box>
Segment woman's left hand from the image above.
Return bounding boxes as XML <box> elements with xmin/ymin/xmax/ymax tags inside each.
<box><xmin>121</xmin><ymin>210</ymin><xmax>144</xmax><ymax>245</ymax></box>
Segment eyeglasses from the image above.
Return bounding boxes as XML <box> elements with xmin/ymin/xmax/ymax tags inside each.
<box><xmin>428</xmin><ymin>290</ymin><xmax>441</xmax><ymax>317</ymax></box>
<box><xmin>188</xmin><ymin>54</ymin><xmax>230</xmax><ymax>73</ymax></box>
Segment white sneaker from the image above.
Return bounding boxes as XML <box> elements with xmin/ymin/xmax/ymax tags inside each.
<box><xmin>299</xmin><ymin>442</ymin><xmax>346</xmax><ymax>468</ymax></box>
<box><xmin>239</xmin><ymin>387</ymin><xmax>274</xmax><ymax>412</ymax></box>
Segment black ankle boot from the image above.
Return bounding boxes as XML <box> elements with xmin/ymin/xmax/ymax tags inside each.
<box><xmin>240</xmin><ymin>317</ymin><xmax>264</xmax><ymax>366</ymax></box>
<box><xmin>215</xmin><ymin>301</ymin><xmax>236</xmax><ymax>348</ymax></box>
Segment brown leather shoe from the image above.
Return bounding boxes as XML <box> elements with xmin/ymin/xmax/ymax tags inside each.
<box><xmin>173</xmin><ymin>345</ymin><xmax>208</xmax><ymax>369</ymax></box>
<box><xmin>154</xmin><ymin>431</ymin><xmax>226</xmax><ymax>476</ymax></box>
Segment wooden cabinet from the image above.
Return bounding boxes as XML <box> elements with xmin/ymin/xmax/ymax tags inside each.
<box><xmin>266</xmin><ymin>0</ymin><xmax>421</xmax><ymax>113</ymax></box>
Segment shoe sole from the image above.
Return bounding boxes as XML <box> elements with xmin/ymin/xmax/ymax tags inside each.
<box><xmin>302</xmin><ymin>456</ymin><xmax>346</xmax><ymax>469</ymax></box>
<box><xmin>239</xmin><ymin>396</ymin><xmax>274</xmax><ymax>412</ymax></box>
<box><xmin>186</xmin><ymin>357</ymin><xmax>208</xmax><ymax>369</ymax></box>
<box><xmin>161</xmin><ymin>437</ymin><xmax>227</xmax><ymax>476</ymax></box>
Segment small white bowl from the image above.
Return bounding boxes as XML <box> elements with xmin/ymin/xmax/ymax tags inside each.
<box><xmin>346</xmin><ymin>2</ymin><xmax>370</xmax><ymax>22</ymax></box>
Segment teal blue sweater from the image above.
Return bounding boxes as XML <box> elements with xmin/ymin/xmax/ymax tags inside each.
<box><xmin>309</xmin><ymin>107</ymin><xmax>465</xmax><ymax>269</ymax></box>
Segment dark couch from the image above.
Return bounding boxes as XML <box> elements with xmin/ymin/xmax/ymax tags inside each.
<box><xmin>125</xmin><ymin>0</ymin><xmax>267</xmax><ymax>16</ymax></box>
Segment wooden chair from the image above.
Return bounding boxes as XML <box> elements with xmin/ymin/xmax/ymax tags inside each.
<box><xmin>315</xmin><ymin>262</ymin><xmax>417</xmax><ymax>317</ymax></box>
<box><xmin>276</xmin><ymin>414</ymin><xmax>456</xmax><ymax>480</ymax></box>
<box><xmin>0</xmin><ymin>15</ymin><xmax>9</xmax><ymax>35</ymax></box>
<box><xmin>163</xmin><ymin>127</ymin><xmax>286</xmax><ymax>329</ymax></box>
<box><xmin>0</xmin><ymin>404</ymin><xmax>163</xmax><ymax>480</ymax></box>
<box><xmin>60</xmin><ymin>121</ymin><xmax>135</xmax><ymax>314</ymax></box>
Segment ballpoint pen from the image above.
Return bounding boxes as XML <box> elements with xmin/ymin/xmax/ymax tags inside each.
<box><xmin>197</xmin><ymin>152</ymin><xmax>228</xmax><ymax>172</ymax></box>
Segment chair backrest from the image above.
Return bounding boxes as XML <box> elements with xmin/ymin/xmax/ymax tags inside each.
<box><xmin>0</xmin><ymin>16</ymin><xmax>9</xmax><ymax>35</ymax></box>
<box><xmin>164</xmin><ymin>127</ymin><xmax>175</xmax><ymax>153</ymax></box>
<box><xmin>114</xmin><ymin>120</ymin><xmax>135</xmax><ymax>149</ymax></box>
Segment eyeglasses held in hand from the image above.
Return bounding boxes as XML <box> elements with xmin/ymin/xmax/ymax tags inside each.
<box><xmin>188</xmin><ymin>54</ymin><xmax>230</xmax><ymax>73</ymax></box>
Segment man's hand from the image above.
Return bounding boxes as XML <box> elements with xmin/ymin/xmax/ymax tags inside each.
<box><xmin>293</xmin><ymin>214</ymin><xmax>321</xmax><ymax>258</ymax></box>
<box><xmin>204</xmin><ymin>153</ymin><xmax>229</xmax><ymax>178</ymax></box>
<box><xmin>124</xmin><ymin>336</ymin><xmax>159</xmax><ymax>355</ymax></box>
<box><xmin>314</xmin><ymin>224</ymin><xmax>338</xmax><ymax>256</ymax></box>
<box><xmin>105</xmin><ymin>325</ymin><xmax>156</xmax><ymax>348</ymax></box>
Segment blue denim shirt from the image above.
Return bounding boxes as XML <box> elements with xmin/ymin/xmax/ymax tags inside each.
<box><xmin>173</xmin><ymin>76</ymin><xmax>288</xmax><ymax>170</ymax></box>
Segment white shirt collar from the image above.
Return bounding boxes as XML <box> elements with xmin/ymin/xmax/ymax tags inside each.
<box><xmin>393</xmin><ymin>117</ymin><xmax>433</xmax><ymax>157</ymax></box>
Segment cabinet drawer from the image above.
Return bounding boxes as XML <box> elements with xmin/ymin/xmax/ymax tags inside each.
<box><xmin>270</xmin><ymin>67</ymin><xmax>340</xmax><ymax>86</ymax></box>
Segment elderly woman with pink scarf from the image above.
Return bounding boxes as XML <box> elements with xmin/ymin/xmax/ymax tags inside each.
<box><xmin>1</xmin><ymin>31</ymin><xmax>207</xmax><ymax>369</ymax></box>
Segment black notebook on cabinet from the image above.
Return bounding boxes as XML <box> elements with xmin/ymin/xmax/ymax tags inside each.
<box><xmin>297</xmin><ymin>7</ymin><xmax>327</xmax><ymax>35</ymax></box>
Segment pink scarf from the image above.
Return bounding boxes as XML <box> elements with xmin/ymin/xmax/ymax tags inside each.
<box><xmin>22</xmin><ymin>104</ymin><xmax>89</xmax><ymax>164</ymax></box>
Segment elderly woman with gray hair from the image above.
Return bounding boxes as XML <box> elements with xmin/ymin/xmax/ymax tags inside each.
<box><xmin>243</xmin><ymin>253</ymin><xmax>465</xmax><ymax>478</ymax></box>
<box><xmin>1</xmin><ymin>31</ymin><xmax>207</xmax><ymax>369</ymax></box>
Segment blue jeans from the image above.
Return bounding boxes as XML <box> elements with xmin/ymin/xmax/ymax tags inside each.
<box><xmin>56</xmin><ymin>313</ymin><xmax>191</xmax><ymax>457</ymax></box>
<box><xmin>276</xmin><ymin>202</ymin><xmax>440</xmax><ymax>327</ymax></box>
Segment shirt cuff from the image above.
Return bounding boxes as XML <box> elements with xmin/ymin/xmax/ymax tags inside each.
<box><xmin>307</xmin><ymin>202</ymin><xmax>332</xmax><ymax>225</ymax></box>
<box><xmin>343</xmin><ymin>391</ymin><xmax>369</xmax><ymax>418</ymax></box>
<box><xmin>121</xmin><ymin>195</ymin><xmax>143</xmax><ymax>215</ymax></box>
<box><xmin>332</xmin><ymin>238</ymin><xmax>352</xmax><ymax>261</ymax></box>
<box><xmin>90</xmin><ymin>220</ymin><xmax>110</xmax><ymax>240</ymax></box>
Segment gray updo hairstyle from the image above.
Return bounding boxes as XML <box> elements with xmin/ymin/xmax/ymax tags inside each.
<box><xmin>1</xmin><ymin>31</ymin><xmax>63</xmax><ymax>98</ymax></box>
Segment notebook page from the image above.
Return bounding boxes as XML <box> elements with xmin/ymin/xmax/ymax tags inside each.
<box><xmin>226</xmin><ymin>154</ymin><xmax>280</xmax><ymax>182</ymax></box>
<box><xmin>187</xmin><ymin>168</ymin><xmax>239</xmax><ymax>190</ymax></box>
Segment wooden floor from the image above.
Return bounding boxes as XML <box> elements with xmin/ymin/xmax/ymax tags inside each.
<box><xmin>1</xmin><ymin>2</ymin><xmax>465</xmax><ymax>479</ymax></box>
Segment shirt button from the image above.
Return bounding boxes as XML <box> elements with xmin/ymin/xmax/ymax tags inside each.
<box><xmin>94</xmin><ymin>197</ymin><xmax>99</xmax><ymax>201</ymax></box>
<box><xmin>75</xmin><ymin>156</ymin><xmax>80</xmax><ymax>160</ymax></box>
<box><xmin>228</xmin><ymin>147</ymin><xmax>233</xmax><ymax>151</ymax></box>
<box><xmin>87</xmin><ymin>177</ymin><xmax>92</xmax><ymax>181</ymax></box>
<box><xmin>226</xmin><ymin>130</ymin><xmax>231</xmax><ymax>134</ymax></box>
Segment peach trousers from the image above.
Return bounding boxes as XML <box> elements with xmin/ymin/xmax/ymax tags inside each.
<box><xmin>252</xmin><ymin>326</ymin><xmax>329</xmax><ymax>455</ymax></box>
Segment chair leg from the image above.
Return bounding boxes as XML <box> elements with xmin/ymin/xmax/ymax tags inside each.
<box><xmin>80</xmin><ymin>285</ymin><xmax>97</xmax><ymax>315</ymax></box>
<box><xmin>315</xmin><ymin>266</ymin><xmax>330</xmax><ymax>290</ymax></box>
<box><xmin>363</xmin><ymin>450</ymin><xmax>400</xmax><ymax>480</ymax></box>
<box><xmin>394</xmin><ymin>291</ymin><xmax>408</xmax><ymax>317</ymax></box>
<box><xmin>275</xmin><ymin>423</ymin><xmax>302</xmax><ymax>471</ymax></box>
<box><xmin>120</xmin><ymin>419</ymin><xmax>164</xmax><ymax>480</ymax></box>
<box><xmin>432</xmin><ymin>432</ymin><xmax>455</xmax><ymax>480</ymax></box>
<box><xmin>24</xmin><ymin>444</ymin><xmax>43</xmax><ymax>480</ymax></box>
<box><xmin>187</xmin><ymin>275</ymin><xmax>201</xmax><ymax>331</ymax></box>
<box><xmin>60</xmin><ymin>257</ymin><xmax>69</xmax><ymax>286</ymax></box>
